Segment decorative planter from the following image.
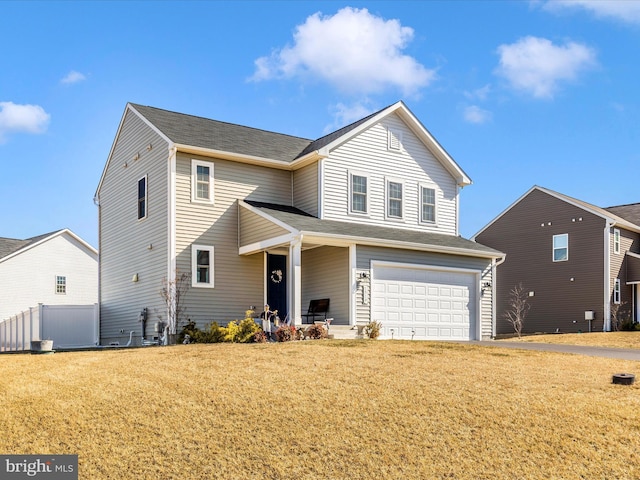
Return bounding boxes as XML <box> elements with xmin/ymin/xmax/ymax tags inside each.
<box><xmin>612</xmin><ymin>373</ymin><xmax>635</xmax><ymax>385</ymax></box>
<box><xmin>31</xmin><ymin>339</ymin><xmax>54</xmax><ymax>354</ymax></box>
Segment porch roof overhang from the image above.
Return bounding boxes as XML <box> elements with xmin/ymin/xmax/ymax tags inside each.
<box><xmin>238</xmin><ymin>200</ymin><xmax>504</xmax><ymax>260</ymax></box>
<box><xmin>626</xmin><ymin>252</ymin><xmax>640</xmax><ymax>284</ymax></box>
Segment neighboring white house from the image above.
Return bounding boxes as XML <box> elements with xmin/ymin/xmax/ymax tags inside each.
<box><xmin>0</xmin><ymin>229</ymin><xmax>98</xmax><ymax>321</ymax></box>
<box><xmin>95</xmin><ymin>101</ymin><xmax>503</xmax><ymax>345</ymax></box>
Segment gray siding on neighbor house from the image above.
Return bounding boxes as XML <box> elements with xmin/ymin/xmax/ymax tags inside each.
<box><xmin>174</xmin><ymin>154</ymin><xmax>293</xmax><ymax>326</ymax></box>
<box><xmin>293</xmin><ymin>162</ymin><xmax>319</xmax><ymax>216</ymax></box>
<box><xmin>239</xmin><ymin>207</ymin><xmax>290</xmax><ymax>248</ymax></box>
<box><xmin>322</xmin><ymin>114</ymin><xmax>458</xmax><ymax>235</ymax></box>
<box><xmin>476</xmin><ymin>188</ymin><xmax>607</xmax><ymax>334</ymax></box>
<box><xmin>98</xmin><ymin>110</ymin><xmax>170</xmax><ymax>344</ymax></box>
<box><xmin>301</xmin><ymin>246</ymin><xmax>350</xmax><ymax>325</ymax></box>
<box><xmin>355</xmin><ymin>246</ymin><xmax>493</xmax><ymax>338</ymax></box>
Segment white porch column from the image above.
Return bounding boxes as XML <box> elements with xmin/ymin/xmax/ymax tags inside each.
<box><xmin>289</xmin><ymin>235</ymin><xmax>303</xmax><ymax>325</ymax></box>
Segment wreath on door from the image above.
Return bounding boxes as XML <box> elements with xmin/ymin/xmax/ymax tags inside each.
<box><xmin>270</xmin><ymin>269</ymin><xmax>283</xmax><ymax>284</ymax></box>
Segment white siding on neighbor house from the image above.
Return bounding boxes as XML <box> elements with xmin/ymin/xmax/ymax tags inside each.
<box><xmin>97</xmin><ymin>110</ymin><xmax>170</xmax><ymax>344</ymax></box>
<box><xmin>301</xmin><ymin>246</ymin><xmax>350</xmax><ymax>325</ymax></box>
<box><xmin>239</xmin><ymin>207</ymin><xmax>290</xmax><ymax>248</ymax></box>
<box><xmin>174</xmin><ymin>154</ymin><xmax>293</xmax><ymax>326</ymax></box>
<box><xmin>355</xmin><ymin>246</ymin><xmax>493</xmax><ymax>339</ymax></box>
<box><xmin>293</xmin><ymin>162</ymin><xmax>319</xmax><ymax>216</ymax></box>
<box><xmin>0</xmin><ymin>234</ymin><xmax>98</xmax><ymax>321</ymax></box>
<box><xmin>322</xmin><ymin>114</ymin><xmax>459</xmax><ymax>235</ymax></box>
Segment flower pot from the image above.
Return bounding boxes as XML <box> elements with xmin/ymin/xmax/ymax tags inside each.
<box><xmin>31</xmin><ymin>339</ymin><xmax>54</xmax><ymax>354</ymax></box>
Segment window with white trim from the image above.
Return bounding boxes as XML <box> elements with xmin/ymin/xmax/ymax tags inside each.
<box><xmin>614</xmin><ymin>228</ymin><xmax>620</xmax><ymax>254</ymax></box>
<box><xmin>192</xmin><ymin>245</ymin><xmax>214</xmax><ymax>288</ymax></box>
<box><xmin>386</xmin><ymin>180</ymin><xmax>403</xmax><ymax>219</ymax></box>
<box><xmin>55</xmin><ymin>276</ymin><xmax>66</xmax><ymax>295</ymax></box>
<box><xmin>349</xmin><ymin>173</ymin><xmax>368</xmax><ymax>214</ymax></box>
<box><xmin>388</xmin><ymin>128</ymin><xmax>402</xmax><ymax>151</ymax></box>
<box><xmin>137</xmin><ymin>176</ymin><xmax>147</xmax><ymax>220</ymax></box>
<box><xmin>553</xmin><ymin>234</ymin><xmax>568</xmax><ymax>262</ymax></box>
<box><xmin>191</xmin><ymin>159</ymin><xmax>214</xmax><ymax>203</ymax></box>
<box><xmin>614</xmin><ymin>278</ymin><xmax>621</xmax><ymax>304</ymax></box>
<box><xmin>420</xmin><ymin>185</ymin><xmax>436</xmax><ymax>223</ymax></box>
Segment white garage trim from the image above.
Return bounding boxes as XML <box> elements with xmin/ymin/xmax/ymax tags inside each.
<box><xmin>371</xmin><ymin>260</ymin><xmax>481</xmax><ymax>341</ymax></box>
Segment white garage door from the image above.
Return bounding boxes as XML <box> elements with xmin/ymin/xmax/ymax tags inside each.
<box><xmin>371</xmin><ymin>263</ymin><xmax>477</xmax><ymax>340</ymax></box>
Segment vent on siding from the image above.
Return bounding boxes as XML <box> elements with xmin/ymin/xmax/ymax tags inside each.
<box><xmin>388</xmin><ymin>129</ymin><xmax>402</xmax><ymax>151</ymax></box>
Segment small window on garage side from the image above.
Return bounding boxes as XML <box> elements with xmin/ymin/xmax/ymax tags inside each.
<box><xmin>55</xmin><ymin>276</ymin><xmax>66</xmax><ymax>294</ymax></box>
<box><xmin>137</xmin><ymin>175</ymin><xmax>147</xmax><ymax>220</ymax></box>
<box><xmin>614</xmin><ymin>278</ymin><xmax>621</xmax><ymax>304</ymax></box>
<box><xmin>192</xmin><ymin>244</ymin><xmax>214</xmax><ymax>288</ymax></box>
<box><xmin>553</xmin><ymin>234</ymin><xmax>568</xmax><ymax>262</ymax></box>
<box><xmin>192</xmin><ymin>159</ymin><xmax>214</xmax><ymax>204</ymax></box>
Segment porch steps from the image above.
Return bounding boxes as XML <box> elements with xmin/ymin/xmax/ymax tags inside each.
<box><xmin>326</xmin><ymin>325</ymin><xmax>361</xmax><ymax>340</ymax></box>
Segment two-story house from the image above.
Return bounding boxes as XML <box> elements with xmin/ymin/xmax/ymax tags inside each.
<box><xmin>474</xmin><ymin>186</ymin><xmax>640</xmax><ymax>334</ymax></box>
<box><xmin>95</xmin><ymin>101</ymin><xmax>502</xmax><ymax>344</ymax></box>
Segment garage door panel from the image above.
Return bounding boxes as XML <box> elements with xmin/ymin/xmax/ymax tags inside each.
<box><xmin>372</xmin><ymin>264</ymin><xmax>477</xmax><ymax>341</ymax></box>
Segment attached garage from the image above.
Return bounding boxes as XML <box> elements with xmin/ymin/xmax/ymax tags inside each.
<box><xmin>371</xmin><ymin>262</ymin><xmax>479</xmax><ymax>340</ymax></box>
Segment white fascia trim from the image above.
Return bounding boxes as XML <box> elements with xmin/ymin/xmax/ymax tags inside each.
<box><xmin>239</xmin><ymin>233</ymin><xmax>297</xmax><ymax>256</ymax></box>
<box><xmin>0</xmin><ymin>229</ymin><xmax>97</xmax><ymax>265</ymax></box>
<box><xmin>238</xmin><ymin>200</ymin><xmax>299</xmax><ymax>233</ymax></box>
<box><xmin>371</xmin><ymin>260</ymin><xmax>481</xmax><ymax>276</ymax></box>
<box><xmin>627</xmin><ymin>251</ymin><xmax>640</xmax><ymax>260</ymax></box>
<box><xmin>301</xmin><ymin>232</ymin><xmax>503</xmax><ymax>259</ymax></box>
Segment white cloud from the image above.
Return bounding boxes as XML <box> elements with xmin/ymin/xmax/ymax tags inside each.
<box><xmin>463</xmin><ymin>105</ymin><xmax>492</xmax><ymax>124</ymax></box>
<box><xmin>61</xmin><ymin>70</ymin><xmax>86</xmax><ymax>84</ymax></box>
<box><xmin>0</xmin><ymin>102</ymin><xmax>51</xmax><ymax>143</ymax></box>
<box><xmin>539</xmin><ymin>0</ymin><xmax>640</xmax><ymax>25</ymax></box>
<box><xmin>324</xmin><ymin>102</ymin><xmax>375</xmax><ymax>134</ymax></box>
<box><xmin>495</xmin><ymin>36</ymin><xmax>596</xmax><ymax>99</ymax></box>
<box><xmin>250</xmin><ymin>7</ymin><xmax>435</xmax><ymax>96</ymax></box>
<box><xmin>464</xmin><ymin>84</ymin><xmax>491</xmax><ymax>101</ymax></box>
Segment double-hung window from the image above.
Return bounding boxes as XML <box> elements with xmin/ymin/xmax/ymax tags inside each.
<box><xmin>192</xmin><ymin>245</ymin><xmax>214</xmax><ymax>288</ymax></box>
<box><xmin>192</xmin><ymin>160</ymin><xmax>214</xmax><ymax>203</ymax></box>
<box><xmin>350</xmin><ymin>173</ymin><xmax>368</xmax><ymax>214</ymax></box>
<box><xmin>614</xmin><ymin>278</ymin><xmax>621</xmax><ymax>304</ymax></box>
<box><xmin>55</xmin><ymin>275</ymin><xmax>66</xmax><ymax>294</ymax></box>
<box><xmin>614</xmin><ymin>229</ymin><xmax>621</xmax><ymax>254</ymax></box>
<box><xmin>553</xmin><ymin>234</ymin><xmax>568</xmax><ymax>262</ymax></box>
<box><xmin>420</xmin><ymin>185</ymin><xmax>436</xmax><ymax>223</ymax></box>
<box><xmin>387</xmin><ymin>180</ymin><xmax>403</xmax><ymax>219</ymax></box>
<box><xmin>137</xmin><ymin>176</ymin><xmax>147</xmax><ymax>220</ymax></box>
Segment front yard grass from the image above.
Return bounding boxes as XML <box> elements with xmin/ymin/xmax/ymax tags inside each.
<box><xmin>1</xmin><ymin>340</ymin><xmax>639</xmax><ymax>479</ymax></box>
<box><xmin>502</xmin><ymin>331</ymin><xmax>640</xmax><ymax>349</ymax></box>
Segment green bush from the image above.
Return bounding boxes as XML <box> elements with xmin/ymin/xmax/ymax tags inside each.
<box><xmin>619</xmin><ymin>320</ymin><xmax>640</xmax><ymax>332</ymax></box>
<box><xmin>176</xmin><ymin>310</ymin><xmax>262</xmax><ymax>343</ymax></box>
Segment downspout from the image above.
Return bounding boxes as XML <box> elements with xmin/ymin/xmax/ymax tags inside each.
<box><xmin>492</xmin><ymin>255</ymin><xmax>507</xmax><ymax>339</ymax></box>
<box><xmin>168</xmin><ymin>145</ymin><xmax>178</xmax><ymax>327</ymax></box>
<box><xmin>93</xmin><ymin>193</ymin><xmax>101</xmax><ymax>344</ymax></box>
<box><xmin>604</xmin><ymin>220</ymin><xmax>614</xmax><ymax>331</ymax></box>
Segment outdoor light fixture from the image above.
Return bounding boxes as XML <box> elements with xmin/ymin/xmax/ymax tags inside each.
<box><xmin>132</xmin><ymin>274</ymin><xmax>139</xmax><ymax>283</ymax></box>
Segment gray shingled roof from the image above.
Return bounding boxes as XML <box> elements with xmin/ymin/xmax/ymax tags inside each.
<box><xmin>0</xmin><ymin>230</ymin><xmax>63</xmax><ymax>261</ymax></box>
<box><xmin>245</xmin><ymin>201</ymin><xmax>502</xmax><ymax>257</ymax></box>
<box><xmin>605</xmin><ymin>203</ymin><xmax>640</xmax><ymax>227</ymax></box>
<box><xmin>131</xmin><ymin>104</ymin><xmax>313</xmax><ymax>163</ymax></box>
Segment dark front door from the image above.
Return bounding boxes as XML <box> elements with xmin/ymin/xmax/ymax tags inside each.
<box><xmin>267</xmin><ymin>254</ymin><xmax>287</xmax><ymax>320</ymax></box>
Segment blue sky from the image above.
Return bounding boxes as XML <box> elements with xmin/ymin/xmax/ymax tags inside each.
<box><xmin>1</xmin><ymin>1</ymin><xmax>639</xmax><ymax>248</ymax></box>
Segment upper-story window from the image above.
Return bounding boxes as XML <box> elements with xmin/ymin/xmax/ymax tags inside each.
<box><xmin>420</xmin><ymin>185</ymin><xmax>436</xmax><ymax>223</ymax></box>
<box><xmin>386</xmin><ymin>179</ymin><xmax>404</xmax><ymax>219</ymax></box>
<box><xmin>614</xmin><ymin>228</ymin><xmax>620</xmax><ymax>254</ymax></box>
<box><xmin>349</xmin><ymin>172</ymin><xmax>368</xmax><ymax>214</ymax></box>
<box><xmin>192</xmin><ymin>244</ymin><xmax>215</xmax><ymax>288</ymax></box>
<box><xmin>137</xmin><ymin>175</ymin><xmax>147</xmax><ymax>220</ymax></box>
<box><xmin>55</xmin><ymin>275</ymin><xmax>66</xmax><ymax>294</ymax></box>
<box><xmin>388</xmin><ymin>128</ymin><xmax>402</xmax><ymax>151</ymax></box>
<box><xmin>192</xmin><ymin>159</ymin><xmax>214</xmax><ymax>204</ymax></box>
<box><xmin>553</xmin><ymin>234</ymin><xmax>568</xmax><ymax>262</ymax></box>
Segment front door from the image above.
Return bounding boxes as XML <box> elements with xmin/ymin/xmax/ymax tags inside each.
<box><xmin>267</xmin><ymin>254</ymin><xmax>287</xmax><ymax>320</ymax></box>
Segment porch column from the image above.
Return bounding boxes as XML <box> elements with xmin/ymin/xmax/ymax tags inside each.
<box><xmin>289</xmin><ymin>235</ymin><xmax>303</xmax><ymax>325</ymax></box>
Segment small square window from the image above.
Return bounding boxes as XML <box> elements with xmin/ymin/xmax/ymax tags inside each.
<box><xmin>56</xmin><ymin>276</ymin><xmax>66</xmax><ymax>295</ymax></box>
<box><xmin>192</xmin><ymin>245</ymin><xmax>214</xmax><ymax>288</ymax></box>
<box><xmin>553</xmin><ymin>234</ymin><xmax>568</xmax><ymax>262</ymax></box>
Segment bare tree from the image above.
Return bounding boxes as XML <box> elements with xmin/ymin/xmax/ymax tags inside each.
<box><xmin>503</xmin><ymin>283</ymin><xmax>530</xmax><ymax>338</ymax></box>
<box><xmin>160</xmin><ymin>270</ymin><xmax>191</xmax><ymax>336</ymax></box>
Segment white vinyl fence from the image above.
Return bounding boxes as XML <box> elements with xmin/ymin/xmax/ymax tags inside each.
<box><xmin>0</xmin><ymin>304</ymin><xmax>99</xmax><ymax>352</ymax></box>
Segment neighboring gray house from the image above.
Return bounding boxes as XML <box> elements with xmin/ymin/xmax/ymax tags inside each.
<box><xmin>474</xmin><ymin>186</ymin><xmax>640</xmax><ymax>334</ymax></box>
<box><xmin>0</xmin><ymin>229</ymin><xmax>98</xmax><ymax>321</ymax></box>
<box><xmin>95</xmin><ymin>101</ymin><xmax>502</xmax><ymax>344</ymax></box>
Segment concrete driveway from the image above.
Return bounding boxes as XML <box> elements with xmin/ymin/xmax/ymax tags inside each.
<box><xmin>473</xmin><ymin>341</ymin><xmax>640</xmax><ymax>361</ymax></box>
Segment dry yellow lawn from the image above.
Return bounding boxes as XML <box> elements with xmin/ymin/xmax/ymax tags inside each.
<box><xmin>1</xmin><ymin>341</ymin><xmax>639</xmax><ymax>479</ymax></box>
<box><xmin>503</xmin><ymin>331</ymin><xmax>640</xmax><ymax>349</ymax></box>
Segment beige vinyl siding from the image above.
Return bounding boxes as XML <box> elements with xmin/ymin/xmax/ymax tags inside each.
<box><xmin>301</xmin><ymin>246</ymin><xmax>350</xmax><ymax>325</ymax></box>
<box><xmin>293</xmin><ymin>162</ymin><xmax>319</xmax><ymax>216</ymax></box>
<box><xmin>98</xmin><ymin>111</ymin><xmax>170</xmax><ymax>344</ymax></box>
<box><xmin>322</xmin><ymin>114</ymin><xmax>458</xmax><ymax>234</ymax></box>
<box><xmin>174</xmin><ymin>154</ymin><xmax>293</xmax><ymax>326</ymax></box>
<box><xmin>610</xmin><ymin>227</ymin><xmax>639</xmax><ymax>309</ymax></box>
<box><xmin>355</xmin><ymin>246</ymin><xmax>492</xmax><ymax>337</ymax></box>
<box><xmin>239</xmin><ymin>208</ymin><xmax>290</xmax><ymax>247</ymax></box>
